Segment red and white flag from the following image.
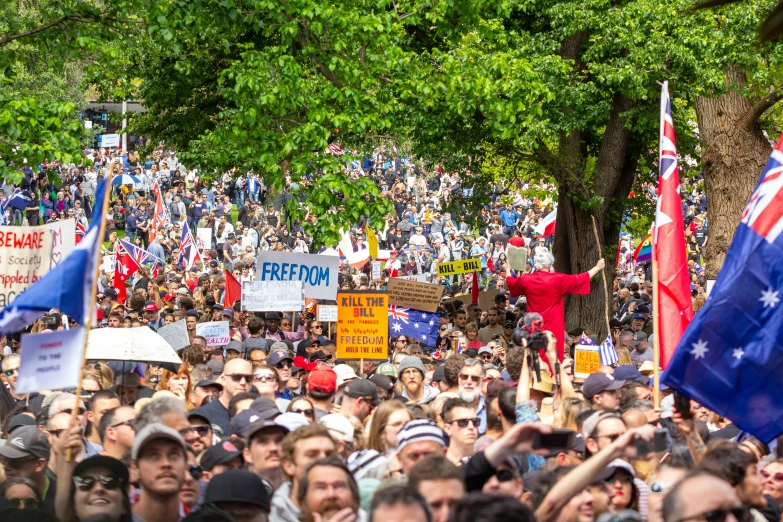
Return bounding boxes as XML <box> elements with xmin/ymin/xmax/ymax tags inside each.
<box><xmin>113</xmin><ymin>242</ymin><xmax>141</xmax><ymax>304</ymax></box>
<box><xmin>534</xmin><ymin>208</ymin><xmax>557</xmax><ymax>237</ymax></box>
<box><xmin>653</xmin><ymin>82</ymin><xmax>694</xmax><ymax>369</ymax></box>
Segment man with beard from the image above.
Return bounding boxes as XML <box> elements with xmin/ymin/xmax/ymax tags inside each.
<box><xmin>271</xmin><ymin>424</ymin><xmax>338</xmax><ymax>522</ymax></box>
<box><xmin>98</xmin><ymin>405</ymin><xmax>137</xmax><ymax>463</ymax></box>
<box><xmin>296</xmin><ymin>457</ymin><xmax>366</xmax><ymax>522</ymax></box>
<box><xmin>244</xmin><ymin>419</ymin><xmax>290</xmax><ymax>492</ymax></box>
<box><xmin>398</xmin><ymin>356</ymin><xmax>439</xmax><ymax>405</ymax></box>
<box><xmin>442</xmin><ymin>398</ymin><xmax>479</xmax><ymax>465</ymax></box>
<box><xmin>130</xmin><ymin>423</ymin><xmax>188</xmax><ymax>522</ymax></box>
<box><xmin>458</xmin><ymin>358</ymin><xmax>487</xmax><ymax>434</ymax></box>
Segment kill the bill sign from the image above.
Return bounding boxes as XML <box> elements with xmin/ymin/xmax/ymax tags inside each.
<box><xmin>336</xmin><ymin>291</ymin><xmax>389</xmax><ymax>360</ymax></box>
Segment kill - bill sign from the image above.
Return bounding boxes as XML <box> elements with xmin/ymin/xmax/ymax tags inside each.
<box><xmin>436</xmin><ymin>258</ymin><xmax>481</xmax><ymax>277</ymax></box>
<box><xmin>336</xmin><ymin>291</ymin><xmax>389</xmax><ymax>360</ymax></box>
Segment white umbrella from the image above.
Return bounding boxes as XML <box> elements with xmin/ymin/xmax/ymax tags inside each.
<box><xmin>111</xmin><ymin>174</ymin><xmax>141</xmax><ymax>186</ymax></box>
<box><xmin>86</xmin><ymin>326</ymin><xmax>182</xmax><ymax>364</ymax></box>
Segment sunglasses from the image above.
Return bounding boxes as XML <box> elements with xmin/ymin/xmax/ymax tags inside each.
<box><xmin>73</xmin><ymin>475</ymin><xmax>122</xmax><ymax>492</ymax></box>
<box><xmin>189</xmin><ymin>464</ymin><xmax>203</xmax><ymax>481</ymax></box>
<box><xmin>281</xmin><ymin>323</ymin><xmax>291</xmax><ymax>327</ymax></box>
<box><xmin>761</xmin><ymin>470</ymin><xmax>783</xmax><ymax>481</ymax></box>
<box><xmin>493</xmin><ymin>469</ymin><xmax>517</xmax><ymax>482</ymax></box>
<box><xmin>9</xmin><ymin>498</ymin><xmax>38</xmax><ymax>509</ymax></box>
<box><xmin>650</xmin><ymin>481</ymin><xmax>673</xmax><ymax>495</ymax></box>
<box><xmin>678</xmin><ymin>507</ymin><xmax>749</xmax><ymax>522</ymax></box>
<box><xmin>480</xmin><ymin>354</ymin><xmax>493</xmax><ymax>360</ymax></box>
<box><xmin>458</xmin><ymin>374</ymin><xmax>482</xmax><ymax>383</ymax></box>
<box><xmin>110</xmin><ymin>420</ymin><xmax>134</xmax><ymax>430</ymax></box>
<box><xmin>275</xmin><ymin>362</ymin><xmax>291</xmax><ymax>370</ymax></box>
<box><xmin>397</xmin><ymin>339</ymin><xmax>408</xmax><ymax>344</ymax></box>
<box><xmin>451</xmin><ymin>417</ymin><xmax>481</xmax><ymax>428</ymax></box>
<box><xmin>227</xmin><ymin>374</ymin><xmax>253</xmax><ymax>383</ymax></box>
<box><xmin>191</xmin><ymin>425</ymin><xmax>211</xmax><ymax>436</ymax></box>
<box><xmin>292</xmin><ymin>408</ymin><xmax>314</xmax><ymax>418</ymax></box>
<box><xmin>4</xmin><ymin>368</ymin><xmax>18</xmax><ymax>376</ymax></box>
<box><xmin>312</xmin><ymin>325</ymin><xmax>322</xmax><ymax>329</ymax></box>
<box><xmin>61</xmin><ymin>407</ymin><xmax>86</xmax><ymax>416</ymax></box>
<box><xmin>253</xmin><ymin>374</ymin><xmax>277</xmax><ymax>383</ymax></box>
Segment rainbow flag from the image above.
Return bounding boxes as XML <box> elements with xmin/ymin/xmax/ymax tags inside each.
<box><xmin>634</xmin><ymin>235</ymin><xmax>652</xmax><ymax>263</ymax></box>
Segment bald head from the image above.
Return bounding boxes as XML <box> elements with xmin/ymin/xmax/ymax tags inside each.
<box><xmin>621</xmin><ymin>409</ymin><xmax>648</xmax><ymax>428</ymax></box>
<box><xmin>221</xmin><ymin>358</ymin><xmax>252</xmax><ymax>399</ymax></box>
<box><xmin>663</xmin><ymin>473</ymin><xmax>741</xmax><ymax>522</ymax></box>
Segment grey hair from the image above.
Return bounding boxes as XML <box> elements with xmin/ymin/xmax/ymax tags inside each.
<box><xmin>49</xmin><ymin>393</ymin><xmax>83</xmax><ymax>416</ymax></box>
<box><xmin>133</xmin><ymin>396</ymin><xmax>186</xmax><ymax>432</ymax></box>
<box><xmin>462</xmin><ymin>358</ymin><xmax>486</xmax><ymax>377</ymax></box>
<box><xmin>1</xmin><ymin>353</ymin><xmax>20</xmax><ymax>372</ymax></box>
<box><xmin>524</xmin><ymin>312</ymin><xmax>544</xmax><ymax>329</ymax></box>
<box><xmin>533</xmin><ymin>249</ymin><xmax>555</xmax><ymax>270</ymax></box>
<box><xmin>623</xmin><ymin>398</ymin><xmax>654</xmax><ymax>412</ymax></box>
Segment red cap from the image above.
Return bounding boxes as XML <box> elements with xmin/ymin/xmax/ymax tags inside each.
<box><xmin>96</xmin><ymin>309</ymin><xmax>105</xmax><ymax>320</ymax></box>
<box><xmin>144</xmin><ymin>302</ymin><xmax>159</xmax><ymax>312</ymax></box>
<box><xmin>163</xmin><ymin>292</ymin><xmax>176</xmax><ymax>302</ymax></box>
<box><xmin>307</xmin><ymin>366</ymin><xmax>337</xmax><ymax>393</ymax></box>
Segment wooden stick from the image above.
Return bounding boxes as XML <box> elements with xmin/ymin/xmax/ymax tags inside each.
<box><xmin>652</xmin><ymin>232</ymin><xmax>661</xmax><ymax>411</ymax></box>
<box><xmin>590</xmin><ymin>216</ymin><xmax>611</xmax><ymax>336</ymax></box>
<box><xmin>66</xmin><ymin>163</ymin><xmax>116</xmax><ymax>462</ymax></box>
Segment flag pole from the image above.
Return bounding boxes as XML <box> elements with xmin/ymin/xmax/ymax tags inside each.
<box><xmin>590</xmin><ymin>216</ymin><xmax>611</xmax><ymax>336</ymax></box>
<box><xmin>66</xmin><ymin>162</ymin><xmax>116</xmax><ymax>462</ymax></box>
<box><xmin>652</xmin><ymin>232</ymin><xmax>661</xmax><ymax>412</ymax></box>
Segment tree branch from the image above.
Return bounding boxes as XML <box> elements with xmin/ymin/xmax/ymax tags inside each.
<box><xmin>743</xmin><ymin>85</ymin><xmax>783</xmax><ymax>130</ymax></box>
<box><xmin>0</xmin><ymin>15</ymin><xmax>80</xmax><ymax>46</ymax></box>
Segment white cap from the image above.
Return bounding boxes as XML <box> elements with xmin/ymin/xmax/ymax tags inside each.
<box><xmin>320</xmin><ymin>414</ymin><xmax>354</xmax><ymax>442</ymax></box>
<box><xmin>333</xmin><ymin>364</ymin><xmax>358</xmax><ymax>388</ymax></box>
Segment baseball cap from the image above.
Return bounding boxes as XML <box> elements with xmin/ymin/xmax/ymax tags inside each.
<box><xmin>333</xmin><ymin>364</ymin><xmax>358</xmax><ymax>388</ymax></box>
<box><xmin>186</xmin><ymin>309</ymin><xmax>200</xmax><ymax>318</ymax></box>
<box><xmin>320</xmin><ymin>414</ymin><xmax>355</xmax><ymax>442</ymax></box>
<box><xmin>275</xmin><ymin>412</ymin><xmax>310</xmax><ymax>432</ymax></box>
<box><xmin>612</xmin><ymin>365</ymin><xmax>649</xmax><ymax>384</ymax></box>
<box><xmin>200</xmin><ymin>440</ymin><xmax>243</xmax><ymax>471</ymax></box>
<box><xmin>206</xmin><ymin>360</ymin><xmax>224</xmax><ymax>379</ymax></box>
<box><xmin>582</xmin><ymin>411</ymin><xmax>623</xmax><ymax>439</ymax></box>
<box><xmin>431</xmin><ymin>365</ymin><xmax>446</xmax><ymax>383</ymax></box>
<box><xmin>478</xmin><ymin>346</ymin><xmax>493</xmax><ymax>356</ymax></box>
<box><xmin>376</xmin><ymin>362</ymin><xmax>397</xmax><ymax>378</ymax></box>
<box><xmin>187</xmin><ymin>409</ymin><xmax>212</xmax><ymax>426</ymax></box>
<box><xmin>205</xmin><ymin>469</ymin><xmax>270</xmax><ymax>513</ymax></box>
<box><xmin>246</xmin><ymin>419</ymin><xmax>290</xmax><ymax>441</ymax></box>
<box><xmin>73</xmin><ymin>455</ymin><xmax>130</xmax><ymax>489</ymax></box>
<box><xmin>144</xmin><ymin>301</ymin><xmax>159</xmax><ymax>312</ymax></box>
<box><xmin>630</xmin><ymin>332</ymin><xmax>648</xmax><ymax>346</ymax></box>
<box><xmin>7</xmin><ymin>414</ymin><xmax>36</xmax><ymax>434</ymax></box>
<box><xmin>194</xmin><ymin>380</ymin><xmax>223</xmax><ymax>392</ymax></box>
<box><xmin>163</xmin><ymin>292</ymin><xmax>176</xmax><ymax>302</ymax></box>
<box><xmin>582</xmin><ymin>372</ymin><xmax>625</xmax><ymax>399</ymax></box>
<box><xmin>0</xmin><ymin>426</ymin><xmax>51</xmax><ymax>459</ymax></box>
<box><xmin>222</xmin><ymin>308</ymin><xmax>235</xmax><ymax>318</ymax></box>
<box><xmin>396</xmin><ymin>419</ymin><xmax>448</xmax><ymax>451</ymax></box>
<box><xmin>132</xmin><ymin>423</ymin><xmax>187</xmax><ymax>460</ymax></box>
<box><xmin>632</xmin><ymin>313</ymin><xmax>647</xmax><ymax>321</ymax></box>
<box><xmin>344</xmin><ymin>379</ymin><xmax>380</xmax><ymax>406</ymax></box>
<box><xmin>250</xmin><ymin>398</ymin><xmax>281</xmax><ymax>419</ymax></box>
<box><xmin>226</xmin><ymin>340</ymin><xmax>244</xmax><ymax>353</ymax></box>
<box><xmin>368</xmin><ymin>374</ymin><xmax>393</xmax><ymax>394</ymax></box>
<box><xmin>308</xmin><ymin>366</ymin><xmax>337</xmax><ymax>394</ymax></box>
<box><xmin>268</xmin><ymin>349</ymin><xmax>293</xmax><ymax>366</ymax></box>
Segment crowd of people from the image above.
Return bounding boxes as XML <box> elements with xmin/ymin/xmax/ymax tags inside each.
<box><xmin>0</xmin><ymin>146</ymin><xmax>748</xmax><ymax>522</ymax></box>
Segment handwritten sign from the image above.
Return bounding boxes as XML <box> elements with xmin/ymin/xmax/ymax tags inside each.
<box><xmin>574</xmin><ymin>347</ymin><xmax>601</xmax><ymax>380</ymax></box>
<box><xmin>0</xmin><ymin>226</ymin><xmax>53</xmax><ymax>307</ymax></box>
<box><xmin>157</xmin><ymin>320</ymin><xmax>190</xmax><ymax>351</ymax></box>
<box><xmin>386</xmin><ymin>278</ymin><xmax>445</xmax><ymax>313</ymax></box>
<box><xmin>242</xmin><ymin>280</ymin><xmax>304</xmax><ymax>312</ymax></box>
<box><xmin>436</xmin><ymin>258</ymin><xmax>481</xmax><ymax>277</ymax></box>
<box><xmin>196</xmin><ymin>228</ymin><xmax>212</xmax><ymax>251</ymax></box>
<box><xmin>48</xmin><ymin>219</ymin><xmax>75</xmax><ymax>268</ymax></box>
<box><xmin>99</xmin><ymin>133</ymin><xmax>120</xmax><ymax>148</ymax></box>
<box><xmin>336</xmin><ymin>291</ymin><xmax>388</xmax><ymax>360</ymax></box>
<box><xmin>317</xmin><ymin>305</ymin><xmax>338</xmax><ymax>322</ymax></box>
<box><xmin>371</xmin><ymin>261</ymin><xmax>382</xmax><ymax>281</ymax></box>
<box><xmin>393</xmin><ymin>274</ymin><xmax>429</xmax><ymax>282</ymax></box>
<box><xmin>16</xmin><ymin>329</ymin><xmax>86</xmax><ymax>394</ymax></box>
<box><xmin>196</xmin><ymin>321</ymin><xmax>231</xmax><ymax>346</ymax></box>
<box><xmin>256</xmin><ymin>251</ymin><xmax>340</xmax><ymax>300</ymax></box>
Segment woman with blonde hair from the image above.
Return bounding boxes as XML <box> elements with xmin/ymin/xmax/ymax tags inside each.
<box><xmin>366</xmin><ymin>399</ymin><xmax>413</xmax><ymax>453</ymax></box>
<box><xmin>555</xmin><ymin>397</ymin><xmax>592</xmax><ymax>431</ymax></box>
<box><xmin>157</xmin><ymin>364</ymin><xmax>194</xmax><ymax>408</ymax></box>
<box><xmin>82</xmin><ymin>362</ymin><xmax>114</xmax><ymax>391</ymax></box>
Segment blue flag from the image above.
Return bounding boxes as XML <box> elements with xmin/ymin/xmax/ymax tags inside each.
<box><xmin>662</xmin><ymin>136</ymin><xmax>783</xmax><ymax>442</ymax></box>
<box><xmin>0</xmin><ymin>180</ymin><xmax>109</xmax><ymax>334</ymax></box>
<box><xmin>388</xmin><ymin>305</ymin><xmax>439</xmax><ymax>346</ymax></box>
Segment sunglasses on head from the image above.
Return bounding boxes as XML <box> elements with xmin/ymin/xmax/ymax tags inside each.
<box><xmin>451</xmin><ymin>417</ymin><xmax>480</xmax><ymax>428</ymax></box>
<box><xmin>227</xmin><ymin>374</ymin><xmax>252</xmax><ymax>383</ymax></box>
<box><xmin>73</xmin><ymin>475</ymin><xmax>122</xmax><ymax>492</ymax></box>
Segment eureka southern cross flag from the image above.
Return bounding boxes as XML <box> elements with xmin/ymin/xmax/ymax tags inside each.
<box><xmin>662</xmin><ymin>133</ymin><xmax>783</xmax><ymax>443</ymax></box>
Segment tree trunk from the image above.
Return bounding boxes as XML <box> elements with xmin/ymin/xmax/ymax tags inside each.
<box><xmin>695</xmin><ymin>69</ymin><xmax>772</xmax><ymax>279</ymax></box>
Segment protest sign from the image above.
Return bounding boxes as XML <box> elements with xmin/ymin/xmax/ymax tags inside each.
<box><xmin>87</xmin><ymin>327</ymin><xmax>183</xmax><ymax>363</ymax></box>
<box><xmin>479</xmin><ymin>289</ymin><xmax>502</xmax><ymax>311</ymax></box>
<box><xmin>371</xmin><ymin>261</ymin><xmax>382</xmax><ymax>281</ymax></box>
<box><xmin>508</xmin><ymin>246</ymin><xmax>528</xmax><ymax>272</ymax></box>
<box><xmin>48</xmin><ymin>219</ymin><xmax>75</xmax><ymax>268</ymax></box>
<box><xmin>393</xmin><ymin>274</ymin><xmax>429</xmax><ymax>282</ymax></box>
<box><xmin>0</xmin><ymin>226</ymin><xmax>53</xmax><ymax>307</ymax></box>
<box><xmin>196</xmin><ymin>228</ymin><xmax>212</xmax><ymax>250</ymax></box>
<box><xmin>574</xmin><ymin>347</ymin><xmax>601</xmax><ymax>379</ymax></box>
<box><xmin>156</xmin><ymin>320</ymin><xmax>190</xmax><ymax>351</ymax></box>
<box><xmin>445</xmin><ymin>294</ymin><xmax>473</xmax><ymax>307</ymax></box>
<box><xmin>436</xmin><ymin>258</ymin><xmax>481</xmax><ymax>277</ymax></box>
<box><xmin>256</xmin><ymin>251</ymin><xmax>340</xmax><ymax>300</ymax></box>
<box><xmin>16</xmin><ymin>329</ymin><xmax>86</xmax><ymax>394</ymax></box>
<box><xmin>386</xmin><ymin>278</ymin><xmax>445</xmax><ymax>313</ymax></box>
<box><xmin>336</xmin><ymin>291</ymin><xmax>388</xmax><ymax>360</ymax></box>
<box><xmin>317</xmin><ymin>305</ymin><xmax>338</xmax><ymax>322</ymax></box>
<box><xmin>99</xmin><ymin>133</ymin><xmax>120</xmax><ymax>148</ymax></box>
<box><xmin>102</xmin><ymin>254</ymin><xmax>115</xmax><ymax>274</ymax></box>
<box><xmin>196</xmin><ymin>321</ymin><xmax>231</xmax><ymax>346</ymax></box>
<box><xmin>242</xmin><ymin>280</ymin><xmax>304</xmax><ymax>312</ymax></box>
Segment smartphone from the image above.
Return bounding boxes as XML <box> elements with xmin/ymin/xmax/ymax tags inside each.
<box><xmin>674</xmin><ymin>391</ymin><xmax>693</xmax><ymax>420</ymax></box>
<box><xmin>533</xmin><ymin>429</ymin><xmax>575</xmax><ymax>452</ymax></box>
<box><xmin>635</xmin><ymin>428</ymin><xmax>669</xmax><ymax>455</ymax></box>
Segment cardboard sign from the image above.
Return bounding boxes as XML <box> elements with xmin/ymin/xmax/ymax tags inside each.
<box><xmin>386</xmin><ymin>278</ymin><xmax>445</xmax><ymax>313</ymax></box>
<box><xmin>336</xmin><ymin>291</ymin><xmax>388</xmax><ymax>360</ymax></box>
<box><xmin>393</xmin><ymin>274</ymin><xmax>429</xmax><ymax>282</ymax></box>
<box><xmin>241</xmin><ymin>280</ymin><xmax>304</xmax><ymax>312</ymax></box>
<box><xmin>574</xmin><ymin>347</ymin><xmax>601</xmax><ymax>379</ymax></box>
<box><xmin>479</xmin><ymin>289</ymin><xmax>502</xmax><ymax>311</ymax></box>
<box><xmin>196</xmin><ymin>228</ymin><xmax>212</xmax><ymax>251</ymax></box>
<box><xmin>436</xmin><ymin>258</ymin><xmax>481</xmax><ymax>277</ymax></box>
<box><xmin>256</xmin><ymin>251</ymin><xmax>340</xmax><ymax>300</ymax></box>
<box><xmin>48</xmin><ymin>219</ymin><xmax>75</xmax><ymax>268</ymax></box>
<box><xmin>157</xmin><ymin>320</ymin><xmax>190</xmax><ymax>351</ymax></box>
<box><xmin>371</xmin><ymin>261</ymin><xmax>382</xmax><ymax>281</ymax></box>
<box><xmin>0</xmin><ymin>225</ymin><xmax>53</xmax><ymax>307</ymax></box>
<box><xmin>16</xmin><ymin>329</ymin><xmax>86</xmax><ymax>394</ymax></box>
<box><xmin>196</xmin><ymin>321</ymin><xmax>231</xmax><ymax>346</ymax></box>
<box><xmin>317</xmin><ymin>305</ymin><xmax>338</xmax><ymax>322</ymax></box>
<box><xmin>444</xmin><ymin>294</ymin><xmax>473</xmax><ymax>307</ymax></box>
<box><xmin>508</xmin><ymin>246</ymin><xmax>528</xmax><ymax>272</ymax></box>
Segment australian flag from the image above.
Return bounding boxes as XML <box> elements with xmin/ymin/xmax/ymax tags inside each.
<box><xmin>662</xmin><ymin>134</ymin><xmax>783</xmax><ymax>442</ymax></box>
<box><xmin>388</xmin><ymin>305</ymin><xmax>439</xmax><ymax>347</ymax></box>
